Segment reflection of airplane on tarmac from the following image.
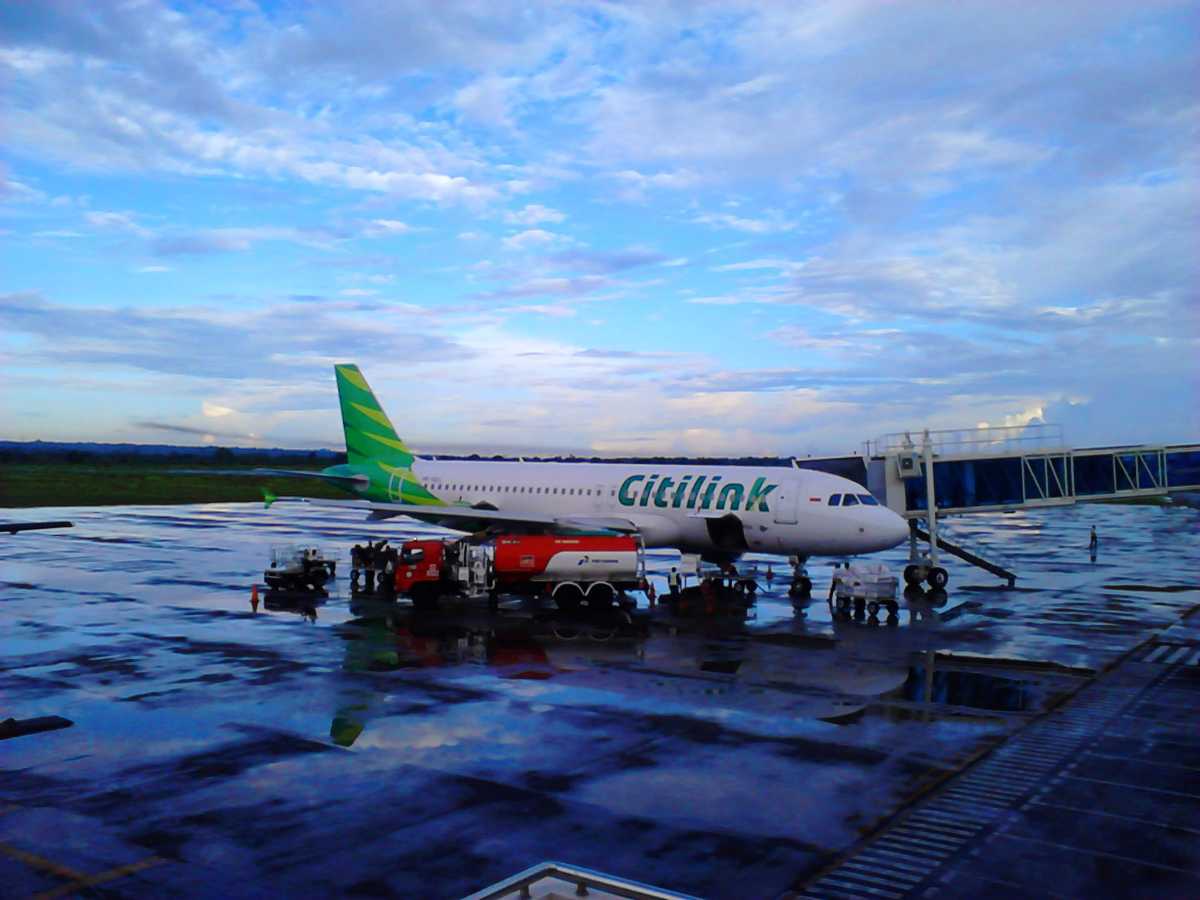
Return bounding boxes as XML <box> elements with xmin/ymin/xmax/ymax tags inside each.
<box><xmin>321</xmin><ymin>602</ymin><xmax>909</xmax><ymax>745</ymax></box>
<box><xmin>262</xmin><ymin>365</ymin><xmax>909</xmax><ymax>562</ymax></box>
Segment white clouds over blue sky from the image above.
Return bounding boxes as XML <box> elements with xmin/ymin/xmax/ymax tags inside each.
<box><xmin>1</xmin><ymin>0</ymin><xmax>1196</xmax><ymax>455</ymax></box>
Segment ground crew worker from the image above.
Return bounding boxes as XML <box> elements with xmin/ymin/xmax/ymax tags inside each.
<box><xmin>1089</xmin><ymin>526</ymin><xmax>1098</xmax><ymax>551</ymax></box>
<box><xmin>667</xmin><ymin>567</ymin><xmax>681</xmax><ymax>598</ymax></box>
<box><xmin>364</xmin><ymin>542</ymin><xmax>375</xmax><ymax>593</ymax></box>
<box><xmin>645</xmin><ymin>580</ymin><xmax>657</xmax><ymax>607</ymax></box>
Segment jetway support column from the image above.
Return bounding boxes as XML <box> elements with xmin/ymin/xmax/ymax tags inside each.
<box><xmin>923</xmin><ymin>429</ymin><xmax>940</xmax><ymax>567</ymax></box>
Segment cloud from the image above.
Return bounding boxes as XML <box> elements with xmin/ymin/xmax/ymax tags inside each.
<box><xmin>453</xmin><ymin>74</ymin><xmax>522</xmax><ymax>130</ymax></box>
<box><xmin>363</xmin><ymin>218</ymin><xmax>413</xmax><ymax>237</ymax></box>
<box><xmin>692</xmin><ymin>212</ymin><xmax>796</xmax><ymax>234</ymax></box>
<box><xmin>85</xmin><ymin>210</ymin><xmax>151</xmax><ymax>237</ymax></box>
<box><xmin>547</xmin><ymin>247</ymin><xmax>668</xmax><ymax>274</ymax></box>
<box><xmin>0</xmin><ymin>291</ymin><xmax>470</xmax><ymax>381</ymax></box>
<box><xmin>505</xmin><ymin>204</ymin><xmax>566</xmax><ymax>226</ymax></box>
<box><xmin>502</xmin><ymin>228</ymin><xmax>562</xmax><ymax>251</ymax></box>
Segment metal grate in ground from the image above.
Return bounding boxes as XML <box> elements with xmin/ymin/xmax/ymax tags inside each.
<box><xmin>1136</xmin><ymin>642</ymin><xmax>1200</xmax><ymax>666</ymax></box>
<box><xmin>795</xmin><ymin>632</ymin><xmax>1200</xmax><ymax>899</ymax></box>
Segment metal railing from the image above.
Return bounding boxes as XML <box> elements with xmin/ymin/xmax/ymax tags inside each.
<box><xmin>463</xmin><ymin>861</ymin><xmax>698</xmax><ymax>900</ymax></box>
<box><xmin>867</xmin><ymin>423</ymin><xmax>1066</xmax><ymax>458</ymax></box>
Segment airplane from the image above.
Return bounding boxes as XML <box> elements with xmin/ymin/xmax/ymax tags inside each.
<box><xmin>260</xmin><ymin>364</ymin><xmax>910</xmax><ymax>561</ymax></box>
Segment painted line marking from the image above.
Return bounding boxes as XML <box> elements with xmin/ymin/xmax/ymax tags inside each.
<box><xmin>1081</xmin><ymin>751</ymin><xmax>1200</xmax><ymax>773</ymax></box>
<box><xmin>32</xmin><ymin>855</ymin><xmax>164</xmax><ymax>900</ymax></box>
<box><xmin>991</xmin><ymin>832</ymin><xmax>1200</xmax><ymax>877</ymax></box>
<box><xmin>0</xmin><ymin>842</ymin><xmax>87</xmax><ymax>882</ymax></box>
<box><xmin>1060</xmin><ymin>774</ymin><xmax>1200</xmax><ymax>801</ymax></box>
<box><xmin>1026</xmin><ymin>798</ymin><xmax>1200</xmax><ymax>836</ymax></box>
<box><xmin>1143</xmin><ymin>645</ymin><xmax>1172</xmax><ymax>663</ymax></box>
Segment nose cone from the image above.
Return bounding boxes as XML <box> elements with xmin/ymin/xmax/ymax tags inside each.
<box><xmin>881</xmin><ymin>509</ymin><xmax>910</xmax><ymax>549</ymax></box>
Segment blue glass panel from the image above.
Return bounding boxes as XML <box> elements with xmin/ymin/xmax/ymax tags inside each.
<box><xmin>1074</xmin><ymin>455</ymin><xmax>1115</xmax><ymax>496</ymax></box>
<box><xmin>1137</xmin><ymin>453</ymin><xmax>1161</xmax><ymax>489</ymax></box>
<box><xmin>1115</xmin><ymin>454</ymin><xmax>1138</xmax><ymax>492</ymax></box>
<box><xmin>1049</xmin><ymin>456</ymin><xmax>1069</xmax><ymax>497</ymax></box>
<box><xmin>843</xmin><ymin>494</ymin><xmax>860</xmax><ymax>506</ymax></box>
<box><xmin>828</xmin><ymin>494</ymin><xmax>841</xmax><ymax>506</ymax></box>
<box><xmin>905</xmin><ymin>458</ymin><xmax>1024</xmax><ymax>510</ymax></box>
<box><xmin>1166</xmin><ymin>450</ymin><xmax>1200</xmax><ymax>488</ymax></box>
<box><xmin>857</xmin><ymin>494</ymin><xmax>879</xmax><ymax>506</ymax></box>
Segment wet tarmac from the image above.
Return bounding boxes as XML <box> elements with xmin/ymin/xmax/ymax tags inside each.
<box><xmin>1</xmin><ymin>501</ymin><xmax>1198</xmax><ymax>898</ymax></box>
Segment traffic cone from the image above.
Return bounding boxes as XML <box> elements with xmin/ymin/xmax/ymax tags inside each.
<box><xmin>250</xmin><ymin>583</ymin><xmax>259</xmax><ymax>612</ymax></box>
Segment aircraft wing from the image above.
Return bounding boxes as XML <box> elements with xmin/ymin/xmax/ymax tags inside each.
<box><xmin>304</xmin><ymin>499</ymin><xmax>638</xmax><ymax>534</ymax></box>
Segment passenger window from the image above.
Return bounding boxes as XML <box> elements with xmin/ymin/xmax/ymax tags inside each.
<box><xmin>828</xmin><ymin>494</ymin><xmax>841</xmax><ymax>506</ymax></box>
<box><xmin>858</xmin><ymin>494</ymin><xmax>879</xmax><ymax>506</ymax></box>
<box><xmin>843</xmin><ymin>494</ymin><xmax>860</xmax><ymax>506</ymax></box>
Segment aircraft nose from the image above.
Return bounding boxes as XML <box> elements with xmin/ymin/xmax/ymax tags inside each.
<box><xmin>882</xmin><ymin>509</ymin><xmax>910</xmax><ymax>548</ymax></box>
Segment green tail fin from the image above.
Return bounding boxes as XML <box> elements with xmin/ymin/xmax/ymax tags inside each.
<box><xmin>334</xmin><ymin>364</ymin><xmax>416</xmax><ymax>470</ymax></box>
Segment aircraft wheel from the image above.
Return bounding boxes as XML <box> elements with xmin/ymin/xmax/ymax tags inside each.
<box><xmin>927</xmin><ymin>567</ymin><xmax>949</xmax><ymax>589</ymax></box>
<box><xmin>789</xmin><ymin>576</ymin><xmax>812</xmax><ymax>596</ymax></box>
<box><xmin>867</xmin><ymin>601</ymin><xmax>880</xmax><ymax>618</ymax></box>
<box><xmin>903</xmin><ymin>564</ymin><xmax>922</xmax><ymax>585</ymax></box>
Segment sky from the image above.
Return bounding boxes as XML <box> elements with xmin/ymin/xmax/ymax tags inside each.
<box><xmin>1</xmin><ymin>0</ymin><xmax>1197</xmax><ymax>458</ymax></box>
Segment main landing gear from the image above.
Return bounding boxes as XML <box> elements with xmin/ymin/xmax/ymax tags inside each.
<box><xmin>903</xmin><ymin>561</ymin><xmax>948</xmax><ymax>590</ymax></box>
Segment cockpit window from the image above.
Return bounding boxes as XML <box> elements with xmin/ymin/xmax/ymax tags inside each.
<box><xmin>828</xmin><ymin>494</ymin><xmax>841</xmax><ymax>506</ymax></box>
<box><xmin>857</xmin><ymin>494</ymin><xmax>879</xmax><ymax>506</ymax></box>
<box><xmin>842</xmin><ymin>494</ymin><xmax>860</xmax><ymax>506</ymax></box>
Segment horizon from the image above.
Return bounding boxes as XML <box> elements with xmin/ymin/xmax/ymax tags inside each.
<box><xmin>2</xmin><ymin>2</ymin><xmax>1197</xmax><ymax>455</ymax></box>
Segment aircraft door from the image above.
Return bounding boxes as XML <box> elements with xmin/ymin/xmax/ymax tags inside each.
<box><xmin>773</xmin><ymin>475</ymin><xmax>800</xmax><ymax>524</ymax></box>
<box><xmin>388</xmin><ymin>471</ymin><xmax>401</xmax><ymax>501</ymax></box>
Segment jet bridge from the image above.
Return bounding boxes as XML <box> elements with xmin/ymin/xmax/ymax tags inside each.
<box><xmin>855</xmin><ymin>425</ymin><xmax>1200</xmax><ymax>585</ymax></box>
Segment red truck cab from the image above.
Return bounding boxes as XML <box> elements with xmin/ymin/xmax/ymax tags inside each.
<box><xmin>394</xmin><ymin>540</ymin><xmax>446</xmax><ymax>594</ymax></box>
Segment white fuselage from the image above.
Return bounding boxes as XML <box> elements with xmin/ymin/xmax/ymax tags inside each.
<box><xmin>404</xmin><ymin>460</ymin><xmax>909</xmax><ymax>558</ymax></box>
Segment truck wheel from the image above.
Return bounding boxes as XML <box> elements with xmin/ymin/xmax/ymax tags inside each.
<box><xmin>554</xmin><ymin>584</ymin><xmax>584</xmax><ymax>614</ymax></box>
<box><xmin>584</xmin><ymin>583</ymin><xmax>614</xmax><ymax>611</ymax></box>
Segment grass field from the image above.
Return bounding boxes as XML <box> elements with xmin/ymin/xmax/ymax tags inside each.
<box><xmin>0</xmin><ymin>463</ymin><xmax>348</xmax><ymax>508</ymax></box>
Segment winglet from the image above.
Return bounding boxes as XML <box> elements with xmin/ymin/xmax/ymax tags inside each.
<box><xmin>261</xmin><ymin>487</ymin><xmax>278</xmax><ymax>509</ymax></box>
